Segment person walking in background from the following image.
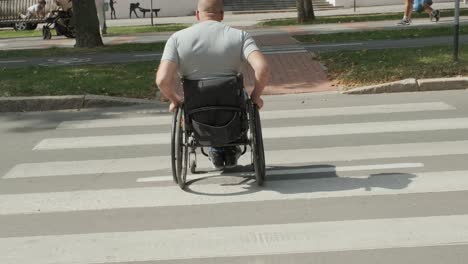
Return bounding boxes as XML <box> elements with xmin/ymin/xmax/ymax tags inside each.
<box><xmin>95</xmin><ymin>0</ymin><xmax>107</xmax><ymax>34</ymax></box>
<box><xmin>398</xmin><ymin>0</ymin><xmax>440</xmax><ymax>25</ymax></box>
<box><xmin>109</xmin><ymin>0</ymin><xmax>117</xmax><ymax>19</ymax></box>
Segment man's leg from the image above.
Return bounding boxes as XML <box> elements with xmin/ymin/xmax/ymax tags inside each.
<box><xmin>423</xmin><ymin>3</ymin><xmax>433</xmax><ymax>14</ymax></box>
<box><xmin>405</xmin><ymin>0</ymin><xmax>414</xmax><ymax>19</ymax></box>
<box><xmin>398</xmin><ymin>0</ymin><xmax>413</xmax><ymax>25</ymax></box>
<box><xmin>208</xmin><ymin>146</ymin><xmax>242</xmax><ymax>170</ymax></box>
<box><xmin>423</xmin><ymin>0</ymin><xmax>440</xmax><ymax>22</ymax></box>
<box><xmin>208</xmin><ymin>147</ymin><xmax>225</xmax><ymax>170</ymax></box>
<box><xmin>21</xmin><ymin>10</ymin><xmax>34</xmax><ymax>19</ymax></box>
<box><xmin>95</xmin><ymin>0</ymin><xmax>107</xmax><ymax>34</ymax></box>
<box><xmin>224</xmin><ymin>146</ymin><xmax>242</xmax><ymax>169</ymax></box>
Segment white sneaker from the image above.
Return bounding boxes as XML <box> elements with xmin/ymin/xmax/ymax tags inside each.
<box><xmin>396</xmin><ymin>18</ymin><xmax>411</xmax><ymax>26</ymax></box>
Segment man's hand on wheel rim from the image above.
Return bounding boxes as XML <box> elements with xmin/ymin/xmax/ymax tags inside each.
<box><xmin>169</xmin><ymin>95</ymin><xmax>183</xmax><ymax>113</ymax></box>
<box><xmin>252</xmin><ymin>96</ymin><xmax>264</xmax><ymax>109</ymax></box>
<box><xmin>169</xmin><ymin>102</ymin><xmax>179</xmax><ymax>113</ymax></box>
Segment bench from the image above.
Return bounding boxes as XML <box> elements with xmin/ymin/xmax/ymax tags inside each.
<box><xmin>138</xmin><ymin>7</ymin><xmax>160</xmax><ymax>18</ymax></box>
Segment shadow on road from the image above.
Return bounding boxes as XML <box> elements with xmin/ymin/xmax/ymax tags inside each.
<box><xmin>185</xmin><ymin>164</ymin><xmax>416</xmax><ymax>197</ymax></box>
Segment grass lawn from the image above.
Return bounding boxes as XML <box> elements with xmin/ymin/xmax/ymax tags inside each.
<box><xmin>0</xmin><ymin>29</ymin><xmax>41</xmax><ymax>38</ymax></box>
<box><xmin>260</xmin><ymin>9</ymin><xmax>468</xmax><ymax>26</ymax></box>
<box><xmin>0</xmin><ymin>42</ymin><xmax>166</xmax><ymax>59</ymax></box>
<box><xmin>0</xmin><ymin>61</ymin><xmax>159</xmax><ymax>98</ymax></box>
<box><xmin>2</xmin><ymin>45</ymin><xmax>466</xmax><ymax>97</ymax></box>
<box><xmin>294</xmin><ymin>25</ymin><xmax>468</xmax><ymax>43</ymax></box>
<box><xmin>106</xmin><ymin>24</ymin><xmax>189</xmax><ymax>35</ymax></box>
<box><xmin>319</xmin><ymin>45</ymin><xmax>468</xmax><ymax>89</ymax></box>
<box><xmin>0</xmin><ymin>24</ymin><xmax>188</xmax><ymax>39</ymax></box>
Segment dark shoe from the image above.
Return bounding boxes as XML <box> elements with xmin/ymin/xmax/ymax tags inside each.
<box><xmin>431</xmin><ymin>10</ymin><xmax>440</xmax><ymax>22</ymax></box>
<box><xmin>208</xmin><ymin>148</ymin><xmax>224</xmax><ymax>170</ymax></box>
<box><xmin>224</xmin><ymin>146</ymin><xmax>242</xmax><ymax>169</ymax></box>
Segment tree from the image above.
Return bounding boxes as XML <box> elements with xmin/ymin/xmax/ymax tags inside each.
<box><xmin>72</xmin><ymin>0</ymin><xmax>103</xmax><ymax>48</ymax></box>
<box><xmin>296</xmin><ymin>0</ymin><xmax>315</xmax><ymax>23</ymax></box>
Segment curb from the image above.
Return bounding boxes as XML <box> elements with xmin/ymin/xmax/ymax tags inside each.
<box><xmin>0</xmin><ymin>94</ymin><xmax>165</xmax><ymax>113</ymax></box>
<box><xmin>342</xmin><ymin>77</ymin><xmax>468</xmax><ymax>94</ymax></box>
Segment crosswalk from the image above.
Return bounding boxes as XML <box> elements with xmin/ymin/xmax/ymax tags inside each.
<box><xmin>1</xmin><ymin>95</ymin><xmax>468</xmax><ymax>264</ymax></box>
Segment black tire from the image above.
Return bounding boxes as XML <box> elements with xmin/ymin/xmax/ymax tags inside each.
<box><xmin>42</xmin><ymin>27</ymin><xmax>52</xmax><ymax>40</ymax></box>
<box><xmin>14</xmin><ymin>22</ymin><xmax>28</xmax><ymax>31</ymax></box>
<box><xmin>171</xmin><ymin>108</ymin><xmax>179</xmax><ymax>184</ymax></box>
<box><xmin>26</xmin><ymin>23</ymin><xmax>38</xmax><ymax>30</ymax></box>
<box><xmin>171</xmin><ymin>107</ymin><xmax>188</xmax><ymax>189</ymax></box>
<box><xmin>63</xmin><ymin>28</ymin><xmax>76</xmax><ymax>39</ymax></box>
<box><xmin>249</xmin><ymin>102</ymin><xmax>266</xmax><ymax>186</ymax></box>
<box><xmin>56</xmin><ymin>24</ymin><xmax>76</xmax><ymax>39</ymax></box>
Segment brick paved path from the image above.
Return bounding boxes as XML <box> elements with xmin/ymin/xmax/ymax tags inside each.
<box><xmin>242</xmin><ymin>34</ymin><xmax>335</xmax><ymax>95</ymax></box>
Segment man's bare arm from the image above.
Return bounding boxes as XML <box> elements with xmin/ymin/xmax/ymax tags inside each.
<box><xmin>247</xmin><ymin>51</ymin><xmax>270</xmax><ymax>108</ymax></box>
<box><xmin>156</xmin><ymin>60</ymin><xmax>182</xmax><ymax>107</ymax></box>
<box><xmin>38</xmin><ymin>7</ymin><xmax>46</xmax><ymax>18</ymax></box>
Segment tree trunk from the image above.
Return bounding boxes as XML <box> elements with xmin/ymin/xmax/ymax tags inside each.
<box><xmin>304</xmin><ymin>0</ymin><xmax>315</xmax><ymax>20</ymax></box>
<box><xmin>72</xmin><ymin>0</ymin><xmax>104</xmax><ymax>48</ymax></box>
<box><xmin>296</xmin><ymin>0</ymin><xmax>315</xmax><ymax>23</ymax></box>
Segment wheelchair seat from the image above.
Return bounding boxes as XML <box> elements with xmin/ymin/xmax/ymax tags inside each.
<box><xmin>183</xmin><ymin>75</ymin><xmax>248</xmax><ymax>147</ymax></box>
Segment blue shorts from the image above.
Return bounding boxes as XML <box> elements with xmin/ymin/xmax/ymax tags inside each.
<box><xmin>414</xmin><ymin>0</ymin><xmax>433</xmax><ymax>13</ymax></box>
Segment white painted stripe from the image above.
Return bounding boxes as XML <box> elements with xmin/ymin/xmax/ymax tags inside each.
<box><xmin>264</xmin><ymin>117</ymin><xmax>468</xmax><ymax>139</ymax></box>
<box><xmin>136</xmin><ymin>163</ymin><xmax>424</xmax><ymax>183</ymax></box>
<box><xmin>1</xmin><ymin>170</ymin><xmax>468</xmax><ymax>215</ymax></box>
<box><xmin>6</xmin><ymin>140</ymin><xmax>468</xmax><ymax>178</ymax></box>
<box><xmin>0</xmin><ymin>60</ymin><xmax>27</xmax><ymax>64</ymax></box>
<box><xmin>100</xmin><ymin>112</ymin><xmax>123</xmax><ymax>116</ymax></box>
<box><xmin>134</xmin><ymin>53</ymin><xmax>161</xmax><ymax>57</ymax></box>
<box><xmin>3</xmin><ymin>156</ymin><xmax>163</xmax><ymax>179</ymax></box>
<box><xmin>33</xmin><ymin>133</ymin><xmax>169</xmax><ymax>150</ymax></box>
<box><xmin>136</xmin><ymin>109</ymin><xmax>167</xmax><ymax>114</ymax></box>
<box><xmin>2</xmin><ymin>215</ymin><xmax>468</xmax><ymax>264</ymax></box>
<box><xmin>56</xmin><ymin>102</ymin><xmax>455</xmax><ymax>129</ymax></box>
<box><xmin>36</xmin><ymin>117</ymin><xmax>468</xmax><ymax>150</ymax></box>
<box><xmin>261</xmin><ymin>102</ymin><xmax>455</xmax><ymax>120</ymax></box>
<box><xmin>58</xmin><ymin>115</ymin><xmax>173</xmax><ymax>129</ymax></box>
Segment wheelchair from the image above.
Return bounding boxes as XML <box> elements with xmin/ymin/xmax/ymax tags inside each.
<box><xmin>171</xmin><ymin>75</ymin><xmax>266</xmax><ymax>189</ymax></box>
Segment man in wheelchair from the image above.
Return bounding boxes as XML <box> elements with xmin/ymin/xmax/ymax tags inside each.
<box><xmin>156</xmin><ymin>0</ymin><xmax>270</xmax><ymax>170</ymax></box>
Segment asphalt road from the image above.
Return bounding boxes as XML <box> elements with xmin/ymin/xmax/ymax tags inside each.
<box><xmin>1</xmin><ymin>90</ymin><xmax>468</xmax><ymax>263</ymax></box>
<box><xmin>1</xmin><ymin>35</ymin><xmax>468</xmax><ymax>68</ymax></box>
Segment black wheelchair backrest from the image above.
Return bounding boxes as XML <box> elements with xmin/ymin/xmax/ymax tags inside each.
<box><xmin>183</xmin><ymin>75</ymin><xmax>247</xmax><ymax>146</ymax></box>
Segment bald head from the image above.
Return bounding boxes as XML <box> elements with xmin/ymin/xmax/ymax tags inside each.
<box><xmin>197</xmin><ymin>0</ymin><xmax>224</xmax><ymax>13</ymax></box>
<box><xmin>196</xmin><ymin>0</ymin><xmax>224</xmax><ymax>21</ymax></box>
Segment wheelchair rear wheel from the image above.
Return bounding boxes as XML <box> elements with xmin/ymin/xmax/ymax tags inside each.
<box><xmin>249</xmin><ymin>102</ymin><xmax>266</xmax><ymax>186</ymax></box>
<box><xmin>171</xmin><ymin>107</ymin><xmax>188</xmax><ymax>189</ymax></box>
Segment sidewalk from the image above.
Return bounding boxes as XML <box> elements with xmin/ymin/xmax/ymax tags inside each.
<box><xmin>105</xmin><ymin>2</ymin><xmax>467</xmax><ymax>28</ymax></box>
<box><xmin>2</xmin><ymin>15</ymin><xmax>466</xmax><ymax>51</ymax></box>
<box><xmin>2</xmin><ymin>2</ymin><xmax>466</xmax><ymax>50</ymax></box>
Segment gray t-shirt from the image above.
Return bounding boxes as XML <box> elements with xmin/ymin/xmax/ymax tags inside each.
<box><xmin>161</xmin><ymin>20</ymin><xmax>259</xmax><ymax>80</ymax></box>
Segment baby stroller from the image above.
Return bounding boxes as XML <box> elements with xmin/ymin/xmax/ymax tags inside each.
<box><xmin>42</xmin><ymin>9</ymin><xmax>75</xmax><ymax>39</ymax></box>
